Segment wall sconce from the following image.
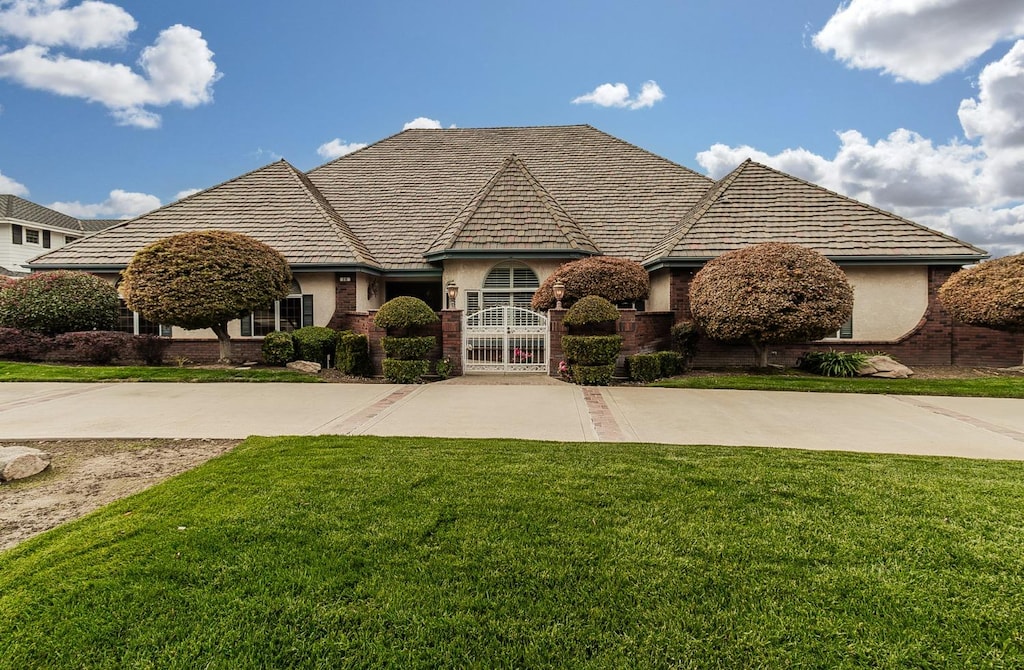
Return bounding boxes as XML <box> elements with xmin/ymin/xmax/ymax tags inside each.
<box><xmin>552</xmin><ymin>281</ymin><xmax>565</xmax><ymax>310</ymax></box>
<box><xmin>446</xmin><ymin>280</ymin><xmax>459</xmax><ymax>309</ymax></box>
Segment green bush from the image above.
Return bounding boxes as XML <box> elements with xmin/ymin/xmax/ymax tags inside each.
<box><xmin>132</xmin><ymin>335</ymin><xmax>172</xmax><ymax>366</ymax></box>
<box><xmin>563</xmin><ymin>296</ymin><xmax>620</xmax><ymax>328</ymax></box>
<box><xmin>798</xmin><ymin>350</ymin><xmax>870</xmax><ymax>377</ymax></box>
<box><xmin>655</xmin><ymin>351</ymin><xmax>686</xmax><ymax>377</ymax></box>
<box><xmin>627</xmin><ymin>353</ymin><xmax>662</xmax><ymax>383</ymax></box>
<box><xmin>561</xmin><ymin>335</ymin><xmax>622</xmax><ymax>366</ymax></box>
<box><xmin>374</xmin><ymin>296</ymin><xmax>439</xmax><ymax>332</ymax></box>
<box><xmin>292</xmin><ymin>326</ymin><xmax>337</xmax><ymax>364</ymax></box>
<box><xmin>671</xmin><ymin>320</ymin><xmax>699</xmax><ymax>365</ymax></box>
<box><xmin>435</xmin><ymin>357</ymin><xmax>454</xmax><ymax>380</ymax></box>
<box><xmin>572</xmin><ymin>364</ymin><xmax>615</xmax><ymax>386</ymax></box>
<box><xmin>261</xmin><ymin>331</ymin><xmax>295</xmax><ymax>366</ymax></box>
<box><xmin>336</xmin><ymin>331</ymin><xmax>371</xmax><ymax>376</ymax></box>
<box><xmin>382</xmin><ymin>336</ymin><xmax>435</xmax><ymax>361</ymax></box>
<box><xmin>382</xmin><ymin>359</ymin><xmax>429</xmax><ymax>383</ymax></box>
<box><xmin>0</xmin><ymin>270</ymin><xmax>119</xmax><ymax>335</ymax></box>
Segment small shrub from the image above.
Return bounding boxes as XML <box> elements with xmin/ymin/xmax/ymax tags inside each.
<box><xmin>261</xmin><ymin>331</ymin><xmax>295</xmax><ymax>366</ymax></box>
<box><xmin>0</xmin><ymin>327</ymin><xmax>51</xmax><ymax>361</ymax></box>
<box><xmin>0</xmin><ymin>270</ymin><xmax>119</xmax><ymax>335</ymax></box>
<box><xmin>374</xmin><ymin>296</ymin><xmax>439</xmax><ymax>332</ymax></box>
<box><xmin>435</xmin><ymin>357</ymin><xmax>454</xmax><ymax>380</ymax></box>
<box><xmin>572</xmin><ymin>364</ymin><xmax>615</xmax><ymax>386</ymax></box>
<box><xmin>382</xmin><ymin>336</ymin><xmax>435</xmax><ymax>361</ymax></box>
<box><xmin>563</xmin><ymin>296</ymin><xmax>620</xmax><ymax>328</ymax></box>
<box><xmin>798</xmin><ymin>350</ymin><xmax>870</xmax><ymax>377</ymax></box>
<box><xmin>671</xmin><ymin>320</ymin><xmax>699</xmax><ymax>365</ymax></box>
<box><xmin>561</xmin><ymin>335</ymin><xmax>622</xmax><ymax>366</ymax></box>
<box><xmin>336</xmin><ymin>331</ymin><xmax>371</xmax><ymax>376</ymax></box>
<box><xmin>655</xmin><ymin>351</ymin><xmax>686</xmax><ymax>377</ymax></box>
<box><xmin>627</xmin><ymin>353</ymin><xmax>662</xmax><ymax>383</ymax></box>
<box><xmin>52</xmin><ymin>331</ymin><xmax>132</xmax><ymax>364</ymax></box>
<box><xmin>132</xmin><ymin>335</ymin><xmax>171</xmax><ymax>366</ymax></box>
<box><xmin>382</xmin><ymin>359</ymin><xmax>429</xmax><ymax>383</ymax></box>
<box><xmin>532</xmin><ymin>256</ymin><xmax>650</xmax><ymax>310</ymax></box>
<box><xmin>292</xmin><ymin>326</ymin><xmax>338</xmax><ymax>365</ymax></box>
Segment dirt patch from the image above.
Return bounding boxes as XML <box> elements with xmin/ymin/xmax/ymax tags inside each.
<box><xmin>0</xmin><ymin>438</ymin><xmax>238</xmax><ymax>552</ymax></box>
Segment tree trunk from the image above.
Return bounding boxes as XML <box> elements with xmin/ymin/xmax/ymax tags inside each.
<box><xmin>210</xmin><ymin>322</ymin><xmax>233</xmax><ymax>363</ymax></box>
<box><xmin>750</xmin><ymin>338</ymin><xmax>769</xmax><ymax>368</ymax></box>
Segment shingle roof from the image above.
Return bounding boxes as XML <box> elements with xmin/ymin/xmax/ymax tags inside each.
<box><xmin>645</xmin><ymin>160</ymin><xmax>985</xmax><ymax>264</ymax></box>
<box><xmin>30</xmin><ymin>160</ymin><xmax>379</xmax><ymax>269</ymax></box>
<box><xmin>78</xmin><ymin>219</ymin><xmax>123</xmax><ymax>233</ymax></box>
<box><xmin>1</xmin><ymin>194</ymin><xmax>88</xmax><ymax>232</ymax></box>
<box><xmin>425</xmin><ymin>154</ymin><xmax>599</xmax><ymax>258</ymax></box>
<box><xmin>308</xmin><ymin>125</ymin><xmax>714</xmax><ymax>269</ymax></box>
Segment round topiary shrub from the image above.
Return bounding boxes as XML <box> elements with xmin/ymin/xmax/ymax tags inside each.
<box><xmin>261</xmin><ymin>331</ymin><xmax>295</xmax><ymax>365</ymax></box>
<box><xmin>532</xmin><ymin>256</ymin><xmax>649</xmax><ymax>310</ymax></box>
<box><xmin>0</xmin><ymin>270</ymin><xmax>119</xmax><ymax>335</ymax></box>
<box><xmin>563</xmin><ymin>295</ymin><xmax>620</xmax><ymax>328</ymax></box>
<box><xmin>939</xmin><ymin>253</ymin><xmax>1024</xmax><ymax>365</ymax></box>
<box><xmin>374</xmin><ymin>296</ymin><xmax>439</xmax><ymax>332</ymax></box>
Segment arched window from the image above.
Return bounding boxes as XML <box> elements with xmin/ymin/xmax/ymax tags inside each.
<box><xmin>241</xmin><ymin>278</ymin><xmax>314</xmax><ymax>336</ymax></box>
<box><xmin>466</xmin><ymin>262</ymin><xmax>539</xmax><ymax>312</ymax></box>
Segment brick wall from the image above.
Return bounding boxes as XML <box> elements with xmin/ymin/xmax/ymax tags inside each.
<box><xmin>326</xmin><ymin>272</ymin><xmax>357</xmax><ymax>328</ymax></box>
<box><xmin>166</xmin><ymin>339</ymin><xmax>265</xmax><ymax>364</ymax></box>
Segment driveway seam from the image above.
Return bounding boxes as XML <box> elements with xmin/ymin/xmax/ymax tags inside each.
<box><xmin>580</xmin><ymin>387</ymin><xmax>627</xmax><ymax>442</ymax></box>
<box><xmin>333</xmin><ymin>385</ymin><xmax>423</xmax><ymax>435</ymax></box>
<box><xmin>890</xmin><ymin>395</ymin><xmax>1024</xmax><ymax>444</ymax></box>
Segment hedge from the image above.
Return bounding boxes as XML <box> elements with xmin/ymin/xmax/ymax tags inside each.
<box><xmin>0</xmin><ymin>270</ymin><xmax>119</xmax><ymax>335</ymax></box>
<box><xmin>293</xmin><ymin>326</ymin><xmax>337</xmax><ymax>364</ymax></box>
<box><xmin>382</xmin><ymin>359</ymin><xmax>430</xmax><ymax>383</ymax></box>
<box><xmin>52</xmin><ymin>331</ymin><xmax>133</xmax><ymax>364</ymax></box>
<box><xmin>382</xmin><ymin>335</ymin><xmax>435</xmax><ymax>361</ymax></box>
<box><xmin>132</xmin><ymin>335</ymin><xmax>172</xmax><ymax>366</ymax></box>
<box><xmin>561</xmin><ymin>335</ymin><xmax>622</xmax><ymax>366</ymax></box>
<box><xmin>627</xmin><ymin>354</ymin><xmax>662</xmax><ymax>383</ymax></box>
<box><xmin>0</xmin><ymin>328</ymin><xmax>51</xmax><ymax>361</ymax></box>
<box><xmin>336</xmin><ymin>331</ymin><xmax>371</xmax><ymax>376</ymax></box>
<box><xmin>572</xmin><ymin>364</ymin><xmax>616</xmax><ymax>386</ymax></box>
<box><xmin>261</xmin><ymin>331</ymin><xmax>295</xmax><ymax>366</ymax></box>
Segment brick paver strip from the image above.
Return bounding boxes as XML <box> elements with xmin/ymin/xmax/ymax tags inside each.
<box><xmin>892</xmin><ymin>396</ymin><xmax>1024</xmax><ymax>444</ymax></box>
<box><xmin>331</xmin><ymin>385</ymin><xmax>418</xmax><ymax>435</ymax></box>
<box><xmin>581</xmin><ymin>387</ymin><xmax>625</xmax><ymax>441</ymax></box>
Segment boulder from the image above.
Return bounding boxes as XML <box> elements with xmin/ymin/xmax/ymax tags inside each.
<box><xmin>0</xmin><ymin>446</ymin><xmax>51</xmax><ymax>482</ymax></box>
<box><xmin>858</xmin><ymin>355</ymin><xmax>913</xmax><ymax>379</ymax></box>
<box><xmin>286</xmin><ymin>360</ymin><xmax>322</xmax><ymax>374</ymax></box>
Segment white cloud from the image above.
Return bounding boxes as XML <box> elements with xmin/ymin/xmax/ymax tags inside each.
<box><xmin>317</xmin><ymin>138</ymin><xmax>367</xmax><ymax>160</ymax></box>
<box><xmin>403</xmin><ymin>116</ymin><xmax>443</xmax><ymax>130</ymax></box>
<box><xmin>959</xmin><ymin>40</ymin><xmax>1024</xmax><ymax>150</ymax></box>
<box><xmin>813</xmin><ymin>0</ymin><xmax>1024</xmax><ymax>83</ymax></box>
<box><xmin>251</xmin><ymin>147</ymin><xmax>281</xmax><ymax>162</ymax></box>
<box><xmin>0</xmin><ymin>168</ymin><xmax>29</xmax><ymax>196</ymax></box>
<box><xmin>174</xmin><ymin>187</ymin><xmax>200</xmax><ymax>200</ymax></box>
<box><xmin>0</xmin><ymin>0</ymin><xmax>136</xmax><ymax>49</ymax></box>
<box><xmin>0</xmin><ymin>21</ymin><xmax>220</xmax><ymax>128</ymax></box>
<box><xmin>572</xmin><ymin>80</ymin><xmax>665</xmax><ymax>109</ymax></box>
<box><xmin>48</xmin><ymin>188</ymin><xmax>159</xmax><ymax>218</ymax></box>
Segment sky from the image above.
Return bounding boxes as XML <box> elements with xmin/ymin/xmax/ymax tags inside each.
<box><xmin>0</xmin><ymin>0</ymin><xmax>1023</xmax><ymax>256</ymax></box>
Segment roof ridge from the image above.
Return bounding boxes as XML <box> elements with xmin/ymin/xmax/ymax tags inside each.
<box><xmin>643</xmin><ymin>161</ymin><xmax>747</xmax><ymax>263</ymax></box>
<box><xmin>509</xmin><ymin>154</ymin><xmax>598</xmax><ymax>252</ymax></box>
<box><xmin>585</xmin><ymin>125</ymin><xmax>715</xmax><ymax>184</ymax></box>
<box><xmin>741</xmin><ymin>160</ymin><xmax>986</xmax><ymax>256</ymax></box>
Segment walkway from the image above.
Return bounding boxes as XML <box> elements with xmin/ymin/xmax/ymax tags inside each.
<box><xmin>2</xmin><ymin>380</ymin><xmax>1023</xmax><ymax>460</ymax></box>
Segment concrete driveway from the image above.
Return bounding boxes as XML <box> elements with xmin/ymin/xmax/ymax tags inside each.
<box><xmin>2</xmin><ymin>378</ymin><xmax>1023</xmax><ymax>460</ymax></box>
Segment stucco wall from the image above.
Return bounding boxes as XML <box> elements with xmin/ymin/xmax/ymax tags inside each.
<box><xmin>831</xmin><ymin>265</ymin><xmax>928</xmax><ymax>341</ymax></box>
<box><xmin>356</xmin><ymin>272</ymin><xmax>384</xmax><ymax>312</ymax></box>
<box><xmin>441</xmin><ymin>259</ymin><xmax>564</xmax><ymax>310</ymax></box>
<box><xmin>647</xmin><ymin>268</ymin><xmax>671</xmax><ymax>312</ymax></box>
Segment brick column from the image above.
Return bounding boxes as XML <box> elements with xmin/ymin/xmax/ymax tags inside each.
<box><xmin>327</xmin><ymin>272</ymin><xmax>358</xmax><ymax>329</ymax></box>
<box><xmin>441</xmin><ymin>309</ymin><xmax>463</xmax><ymax>376</ymax></box>
<box><xmin>548</xmin><ymin>308</ymin><xmax>566</xmax><ymax>376</ymax></box>
<box><xmin>616</xmin><ymin>309</ymin><xmax>638</xmax><ymax>376</ymax></box>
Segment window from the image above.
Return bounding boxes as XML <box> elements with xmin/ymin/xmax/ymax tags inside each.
<box><xmin>834</xmin><ymin>316</ymin><xmax>853</xmax><ymax>339</ymax></box>
<box><xmin>42</xmin><ymin>230</ymin><xmax>51</xmax><ymax>248</ymax></box>
<box><xmin>64</xmin><ymin>235</ymin><xmax>79</xmax><ymax>244</ymax></box>
<box><xmin>465</xmin><ymin>262</ymin><xmax>539</xmax><ymax>313</ymax></box>
<box><xmin>25</xmin><ymin>228</ymin><xmax>39</xmax><ymax>244</ymax></box>
<box><xmin>11</xmin><ymin>224</ymin><xmax>22</xmax><ymax>244</ymax></box>
<box><xmin>240</xmin><ymin>280</ymin><xmax>314</xmax><ymax>336</ymax></box>
<box><xmin>115</xmin><ymin>300</ymin><xmax>172</xmax><ymax>336</ymax></box>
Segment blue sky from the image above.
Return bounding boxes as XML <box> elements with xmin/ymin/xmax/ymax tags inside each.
<box><xmin>1</xmin><ymin>0</ymin><xmax>1023</xmax><ymax>255</ymax></box>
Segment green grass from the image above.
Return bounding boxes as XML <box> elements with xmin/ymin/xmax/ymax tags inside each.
<box><xmin>2</xmin><ymin>436</ymin><xmax>1023</xmax><ymax>668</ymax></box>
<box><xmin>654</xmin><ymin>373</ymin><xmax>1024</xmax><ymax>397</ymax></box>
<box><xmin>0</xmin><ymin>361</ymin><xmax>322</xmax><ymax>383</ymax></box>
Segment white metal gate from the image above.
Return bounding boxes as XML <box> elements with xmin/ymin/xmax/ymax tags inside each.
<box><xmin>463</xmin><ymin>306</ymin><xmax>549</xmax><ymax>373</ymax></box>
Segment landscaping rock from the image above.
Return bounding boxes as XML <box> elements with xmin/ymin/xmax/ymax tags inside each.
<box><xmin>287</xmin><ymin>360</ymin><xmax>322</xmax><ymax>374</ymax></box>
<box><xmin>858</xmin><ymin>355</ymin><xmax>914</xmax><ymax>379</ymax></box>
<box><xmin>0</xmin><ymin>446</ymin><xmax>52</xmax><ymax>482</ymax></box>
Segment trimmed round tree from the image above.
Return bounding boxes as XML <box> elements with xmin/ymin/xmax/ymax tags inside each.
<box><xmin>690</xmin><ymin>242</ymin><xmax>854</xmax><ymax>367</ymax></box>
<box><xmin>120</xmin><ymin>230</ymin><xmax>292</xmax><ymax>362</ymax></box>
<box><xmin>374</xmin><ymin>296</ymin><xmax>439</xmax><ymax>382</ymax></box>
<box><xmin>939</xmin><ymin>253</ymin><xmax>1024</xmax><ymax>366</ymax></box>
<box><xmin>532</xmin><ymin>256</ymin><xmax>649</xmax><ymax>311</ymax></box>
<box><xmin>0</xmin><ymin>270</ymin><xmax>119</xmax><ymax>335</ymax></box>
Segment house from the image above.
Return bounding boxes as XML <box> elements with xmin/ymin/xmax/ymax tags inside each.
<box><xmin>28</xmin><ymin>125</ymin><xmax>1023</xmax><ymax>369</ymax></box>
<box><xmin>1</xmin><ymin>194</ymin><xmax>119</xmax><ymax>277</ymax></box>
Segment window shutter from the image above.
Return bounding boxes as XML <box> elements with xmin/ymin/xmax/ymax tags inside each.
<box><xmin>302</xmin><ymin>295</ymin><xmax>314</xmax><ymax>327</ymax></box>
<box><xmin>466</xmin><ymin>291</ymin><xmax>480</xmax><ymax>313</ymax></box>
<box><xmin>12</xmin><ymin>224</ymin><xmax>22</xmax><ymax>245</ymax></box>
<box><xmin>42</xmin><ymin>230</ymin><xmax>51</xmax><ymax>248</ymax></box>
<box><xmin>512</xmin><ymin>266</ymin><xmax>538</xmax><ymax>288</ymax></box>
<box><xmin>839</xmin><ymin>316</ymin><xmax>853</xmax><ymax>339</ymax></box>
<box><xmin>240</xmin><ymin>314</ymin><xmax>252</xmax><ymax>337</ymax></box>
<box><xmin>483</xmin><ymin>266</ymin><xmax>512</xmax><ymax>289</ymax></box>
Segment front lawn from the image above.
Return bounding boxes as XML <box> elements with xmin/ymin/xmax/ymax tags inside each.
<box><xmin>654</xmin><ymin>373</ymin><xmax>1024</xmax><ymax>398</ymax></box>
<box><xmin>2</xmin><ymin>437</ymin><xmax>1022</xmax><ymax>668</ymax></box>
<box><xmin>0</xmin><ymin>361</ymin><xmax>322</xmax><ymax>383</ymax></box>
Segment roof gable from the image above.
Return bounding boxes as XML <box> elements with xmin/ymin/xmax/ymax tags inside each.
<box><xmin>646</xmin><ymin>159</ymin><xmax>985</xmax><ymax>264</ymax></box>
<box><xmin>30</xmin><ymin>160</ymin><xmax>378</xmax><ymax>269</ymax></box>
<box><xmin>425</xmin><ymin>154</ymin><xmax>599</xmax><ymax>258</ymax></box>
<box><xmin>1</xmin><ymin>194</ymin><xmax>85</xmax><ymax>232</ymax></box>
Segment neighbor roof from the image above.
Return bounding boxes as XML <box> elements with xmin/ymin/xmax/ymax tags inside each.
<box><xmin>0</xmin><ymin>194</ymin><xmax>111</xmax><ymax>233</ymax></box>
<box><xmin>645</xmin><ymin>160</ymin><xmax>985</xmax><ymax>266</ymax></box>
<box><xmin>31</xmin><ymin>160</ymin><xmax>379</xmax><ymax>270</ymax></box>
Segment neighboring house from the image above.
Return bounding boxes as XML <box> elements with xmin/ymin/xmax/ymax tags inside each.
<box><xmin>28</xmin><ymin>125</ymin><xmax>1022</xmax><ymax>369</ymax></box>
<box><xmin>0</xmin><ymin>194</ymin><xmax>119</xmax><ymax>277</ymax></box>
